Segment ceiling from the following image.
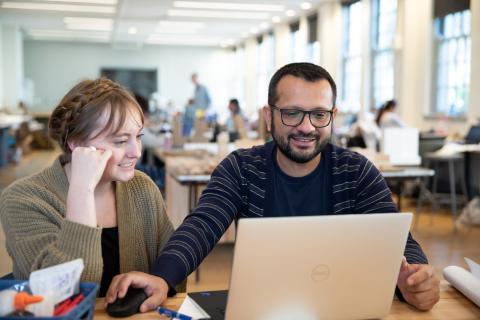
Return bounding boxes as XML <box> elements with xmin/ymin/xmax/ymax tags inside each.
<box><xmin>0</xmin><ymin>0</ymin><xmax>328</xmax><ymax>48</ymax></box>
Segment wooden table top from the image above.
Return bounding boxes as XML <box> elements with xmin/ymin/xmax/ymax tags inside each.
<box><xmin>94</xmin><ymin>281</ymin><xmax>480</xmax><ymax>319</ymax></box>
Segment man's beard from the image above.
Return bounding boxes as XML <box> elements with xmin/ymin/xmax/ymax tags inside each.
<box><xmin>271</xmin><ymin>120</ymin><xmax>330</xmax><ymax>164</ymax></box>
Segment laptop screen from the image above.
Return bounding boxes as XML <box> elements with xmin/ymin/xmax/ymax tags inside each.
<box><xmin>465</xmin><ymin>125</ymin><xmax>480</xmax><ymax>144</ymax></box>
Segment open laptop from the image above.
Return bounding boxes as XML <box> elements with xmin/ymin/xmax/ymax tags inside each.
<box><xmin>465</xmin><ymin>125</ymin><xmax>480</xmax><ymax>144</ymax></box>
<box><xmin>189</xmin><ymin>213</ymin><xmax>412</xmax><ymax>320</ymax></box>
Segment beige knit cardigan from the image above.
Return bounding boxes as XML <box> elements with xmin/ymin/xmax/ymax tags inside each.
<box><xmin>0</xmin><ymin>157</ymin><xmax>175</xmax><ymax>285</ymax></box>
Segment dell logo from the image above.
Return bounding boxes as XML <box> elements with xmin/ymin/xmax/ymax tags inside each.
<box><xmin>311</xmin><ymin>264</ymin><xmax>330</xmax><ymax>282</ymax></box>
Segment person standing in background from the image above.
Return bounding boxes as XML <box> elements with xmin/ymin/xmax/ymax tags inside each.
<box><xmin>226</xmin><ymin>98</ymin><xmax>244</xmax><ymax>141</ymax></box>
<box><xmin>191</xmin><ymin>73</ymin><xmax>211</xmax><ymax>114</ymax></box>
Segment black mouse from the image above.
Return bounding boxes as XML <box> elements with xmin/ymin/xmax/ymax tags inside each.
<box><xmin>106</xmin><ymin>287</ymin><xmax>148</xmax><ymax>317</ymax></box>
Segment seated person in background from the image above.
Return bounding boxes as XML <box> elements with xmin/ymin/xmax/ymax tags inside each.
<box><xmin>0</xmin><ymin>78</ymin><xmax>178</xmax><ymax>297</ymax></box>
<box><xmin>106</xmin><ymin>63</ymin><xmax>439</xmax><ymax>312</ymax></box>
<box><xmin>182</xmin><ymin>98</ymin><xmax>196</xmax><ymax>137</ymax></box>
<box><xmin>375</xmin><ymin>99</ymin><xmax>406</xmax><ymax>129</ymax></box>
<box><xmin>225</xmin><ymin>98</ymin><xmax>245</xmax><ymax>142</ymax></box>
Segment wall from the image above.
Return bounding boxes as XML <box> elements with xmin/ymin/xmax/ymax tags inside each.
<box><xmin>24</xmin><ymin>41</ymin><xmax>232</xmax><ymax>116</ymax></box>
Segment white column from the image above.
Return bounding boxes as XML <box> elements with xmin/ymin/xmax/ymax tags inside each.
<box><xmin>398</xmin><ymin>0</ymin><xmax>433</xmax><ymax>129</ymax></box>
<box><xmin>469</xmin><ymin>0</ymin><xmax>480</xmax><ymax>124</ymax></box>
<box><xmin>2</xmin><ymin>25</ymin><xmax>23</xmax><ymax>111</ymax></box>
<box><xmin>318</xmin><ymin>2</ymin><xmax>342</xmax><ymax>82</ymax></box>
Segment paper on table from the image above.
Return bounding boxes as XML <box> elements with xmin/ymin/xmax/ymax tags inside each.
<box><xmin>465</xmin><ymin>257</ymin><xmax>480</xmax><ymax>279</ymax></box>
<box><xmin>178</xmin><ymin>295</ymin><xmax>210</xmax><ymax>320</ymax></box>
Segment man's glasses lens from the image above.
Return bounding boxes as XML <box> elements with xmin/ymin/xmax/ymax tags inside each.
<box><xmin>279</xmin><ymin>108</ymin><xmax>332</xmax><ymax>128</ymax></box>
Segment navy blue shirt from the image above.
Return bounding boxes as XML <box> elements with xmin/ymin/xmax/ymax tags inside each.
<box><xmin>270</xmin><ymin>148</ymin><xmax>332</xmax><ymax>216</ymax></box>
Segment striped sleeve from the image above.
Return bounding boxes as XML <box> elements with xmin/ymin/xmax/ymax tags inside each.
<box><xmin>151</xmin><ymin>152</ymin><xmax>245</xmax><ymax>289</ymax></box>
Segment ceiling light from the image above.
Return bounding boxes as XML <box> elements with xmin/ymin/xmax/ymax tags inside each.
<box><xmin>1</xmin><ymin>2</ymin><xmax>115</xmax><ymax>14</ymax></box>
<box><xmin>63</xmin><ymin>17</ymin><xmax>113</xmax><ymax>31</ymax></box>
<box><xmin>158</xmin><ymin>21</ymin><xmax>205</xmax><ymax>29</ymax></box>
<box><xmin>27</xmin><ymin>29</ymin><xmax>110</xmax><ymax>42</ymax></box>
<box><xmin>146</xmin><ymin>35</ymin><xmax>222</xmax><ymax>46</ymax></box>
<box><xmin>168</xmin><ymin>9</ymin><xmax>270</xmax><ymax>19</ymax></box>
<box><xmin>128</xmin><ymin>27</ymin><xmax>137</xmax><ymax>34</ymax></box>
<box><xmin>250</xmin><ymin>27</ymin><xmax>259</xmax><ymax>35</ymax></box>
<box><xmin>300</xmin><ymin>2</ymin><xmax>312</xmax><ymax>10</ymax></box>
<box><xmin>173</xmin><ymin>1</ymin><xmax>284</xmax><ymax>12</ymax></box>
<box><xmin>285</xmin><ymin>10</ymin><xmax>296</xmax><ymax>17</ymax></box>
<box><xmin>241</xmin><ymin>32</ymin><xmax>248</xmax><ymax>38</ymax></box>
<box><xmin>35</xmin><ymin>0</ymin><xmax>116</xmax><ymax>4</ymax></box>
<box><xmin>271</xmin><ymin>16</ymin><xmax>281</xmax><ymax>23</ymax></box>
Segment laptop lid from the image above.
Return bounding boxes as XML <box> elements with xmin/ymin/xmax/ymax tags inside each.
<box><xmin>225</xmin><ymin>213</ymin><xmax>412</xmax><ymax>320</ymax></box>
<box><xmin>465</xmin><ymin>125</ymin><xmax>480</xmax><ymax>144</ymax></box>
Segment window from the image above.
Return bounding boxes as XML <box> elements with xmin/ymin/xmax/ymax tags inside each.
<box><xmin>256</xmin><ymin>33</ymin><xmax>275</xmax><ymax>108</ymax></box>
<box><xmin>290</xmin><ymin>21</ymin><xmax>303</xmax><ymax>62</ymax></box>
<box><xmin>341</xmin><ymin>1</ymin><xmax>362</xmax><ymax>113</ymax></box>
<box><xmin>371</xmin><ymin>0</ymin><xmax>397</xmax><ymax>109</ymax></box>
<box><xmin>307</xmin><ymin>14</ymin><xmax>320</xmax><ymax>64</ymax></box>
<box><xmin>433</xmin><ymin>9</ymin><xmax>471</xmax><ymax>116</ymax></box>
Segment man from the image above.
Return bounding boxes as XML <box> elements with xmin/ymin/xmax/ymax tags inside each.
<box><xmin>106</xmin><ymin>63</ymin><xmax>440</xmax><ymax>312</ymax></box>
<box><xmin>191</xmin><ymin>72</ymin><xmax>211</xmax><ymax>112</ymax></box>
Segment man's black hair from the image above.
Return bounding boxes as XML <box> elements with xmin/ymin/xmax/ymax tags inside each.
<box><xmin>268</xmin><ymin>62</ymin><xmax>337</xmax><ymax>107</ymax></box>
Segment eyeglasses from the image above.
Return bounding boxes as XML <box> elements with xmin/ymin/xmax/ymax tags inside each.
<box><xmin>270</xmin><ymin>105</ymin><xmax>334</xmax><ymax>128</ymax></box>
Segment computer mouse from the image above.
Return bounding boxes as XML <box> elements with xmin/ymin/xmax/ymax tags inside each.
<box><xmin>106</xmin><ymin>287</ymin><xmax>148</xmax><ymax>317</ymax></box>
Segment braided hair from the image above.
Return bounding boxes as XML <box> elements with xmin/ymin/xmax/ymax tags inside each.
<box><xmin>49</xmin><ymin>78</ymin><xmax>144</xmax><ymax>162</ymax></box>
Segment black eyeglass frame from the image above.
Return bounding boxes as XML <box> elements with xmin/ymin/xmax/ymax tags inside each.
<box><xmin>270</xmin><ymin>105</ymin><xmax>334</xmax><ymax>128</ymax></box>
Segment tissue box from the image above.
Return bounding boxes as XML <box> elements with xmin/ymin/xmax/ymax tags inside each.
<box><xmin>0</xmin><ymin>280</ymin><xmax>98</xmax><ymax>320</ymax></box>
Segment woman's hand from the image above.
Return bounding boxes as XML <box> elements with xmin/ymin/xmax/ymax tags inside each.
<box><xmin>69</xmin><ymin>146</ymin><xmax>112</xmax><ymax>191</ymax></box>
<box><xmin>66</xmin><ymin>146</ymin><xmax>112</xmax><ymax>227</ymax></box>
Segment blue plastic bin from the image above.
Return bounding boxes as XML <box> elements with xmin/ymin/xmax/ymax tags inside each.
<box><xmin>0</xmin><ymin>280</ymin><xmax>98</xmax><ymax>320</ymax></box>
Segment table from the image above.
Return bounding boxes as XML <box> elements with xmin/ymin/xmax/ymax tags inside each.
<box><xmin>94</xmin><ymin>281</ymin><xmax>480</xmax><ymax>319</ymax></box>
<box><xmin>381</xmin><ymin>167</ymin><xmax>435</xmax><ymax>211</ymax></box>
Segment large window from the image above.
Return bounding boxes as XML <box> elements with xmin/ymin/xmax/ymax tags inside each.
<box><xmin>307</xmin><ymin>14</ymin><xmax>320</xmax><ymax>64</ymax></box>
<box><xmin>433</xmin><ymin>8</ymin><xmax>471</xmax><ymax>116</ymax></box>
<box><xmin>256</xmin><ymin>33</ymin><xmax>275</xmax><ymax>108</ymax></box>
<box><xmin>371</xmin><ymin>0</ymin><xmax>397</xmax><ymax>109</ymax></box>
<box><xmin>290</xmin><ymin>21</ymin><xmax>303</xmax><ymax>62</ymax></box>
<box><xmin>341</xmin><ymin>1</ymin><xmax>362</xmax><ymax>113</ymax></box>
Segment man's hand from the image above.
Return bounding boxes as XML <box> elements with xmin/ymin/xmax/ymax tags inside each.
<box><xmin>105</xmin><ymin>272</ymin><xmax>170</xmax><ymax>312</ymax></box>
<box><xmin>397</xmin><ymin>257</ymin><xmax>440</xmax><ymax>311</ymax></box>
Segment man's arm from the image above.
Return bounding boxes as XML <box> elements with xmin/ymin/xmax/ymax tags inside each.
<box><xmin>354</xmin><ymin>156</ymin><xmax>439</xmax><ymax>310</ymax></box>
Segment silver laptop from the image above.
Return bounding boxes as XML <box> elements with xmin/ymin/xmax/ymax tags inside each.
<box><xmin>225</xmin><ymin>213</ymin><xmax>412</xmax><ymax>320</ymax></box>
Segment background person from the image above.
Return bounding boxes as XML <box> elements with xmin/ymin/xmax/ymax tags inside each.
<box><xmin>375</xmin><ymin>99</ymin><xmax>406</xmax><ymax>129</ymax></box>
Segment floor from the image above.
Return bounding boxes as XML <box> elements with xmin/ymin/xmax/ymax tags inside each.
<box><xmin>0</xmin><ymin>149</ymin><xmax>479</xmax><ymax>292</ymax></box>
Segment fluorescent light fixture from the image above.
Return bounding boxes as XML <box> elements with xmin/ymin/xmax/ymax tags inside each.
<box><xmin>285</xmin><ymin>10</ymin><xmax>296</xmax><ymax>17</ymax></box>
<box><xmin>35</xmin><ymin>0</ymin><xmax>116</xmax><ymax>4</ymax></box>
<box><xmin>272</xmin><ymin>16</ymin><xmax>281</xmax><ymax>23</ymax></box>
<box><xmin>173</xmin><ymin>1</ymin><xmax>284</xmax><ymax>12</ymax></box>
<box><xmin>27</xmin><ymin>29</ymin><xmax>110</xmax><ymax>42</ymax></box>
<box><xmin>1</xmin><ymin>2</ymin><xmax>115</xmax><ymax>14</ymax></box>
<box><xmin>158</xmin><ymin>21</ymin><xmax>205</xmax><ymax>29</ymax></box>
<box><xmin>250</xmin><ymin>27</ymin><xmax>258</xmax><ymax>34</ymax></box>
<box><xmin>63</xmin><ymin>17</ymin><xmax>113</xmax><ymax>31</ymax></box>
<box><xmin>301</xmin><ymin>2</ymin><xmax>312</xmax><ymax>10</ymax></box>
<box><xmin>128</xmin><ymin>27</ymin><xmax>137</xmax><ymax>34</ymax></box>
<box><xmin>168</xmin><ymin>9</ymin><xmax>270</xmax><ymax>19</ymax></box>
<box><xmin>146</xmin><ymin>35</ymin><xmax>222</xmax><ymax>46</ymax></box>
<box><xmin>241</xmin><ymin>32</ymin><xmax>248</xmax><ymax>38</ymax></box>
<box><xmin>155</xmin><ymin>20</ymin><xmax>204</xmax><ymax>34</ymax></box>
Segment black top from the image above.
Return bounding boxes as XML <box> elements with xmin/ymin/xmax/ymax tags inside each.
<box><xmin>270</xmin><ymin>147</ymin><xmax>332</xmax><ymax>216</ymax></box>
<box><xmin>99</xmin><ymin>227</ymin><xmax>120</xmax><ymax>297</ymax></box>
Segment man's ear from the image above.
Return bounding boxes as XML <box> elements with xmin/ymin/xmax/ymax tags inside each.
<box><xmin>332</xmin><ymin>106</ymin><xmax>338</xmax><ymax>120</ymax></box>
<box><xmin>263</xmin><ymin>105</ymin><xmax>272</xmax><ymax>132</ymax></box>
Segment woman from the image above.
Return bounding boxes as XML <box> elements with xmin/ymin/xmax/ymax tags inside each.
<box><xmin>375</xmin><ymin>99</ymin><xmax>406</xmax><ymax>128</ymax></box>
<box><xmin>0</xmin><ymin>78</ymin><xmax>178</xmax><ymax>296</ymax></box>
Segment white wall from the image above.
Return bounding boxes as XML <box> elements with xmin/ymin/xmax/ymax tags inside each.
<box><xmin>2</xmin><ymin>26</ymin><xmax>23</xmax><ymax>111</ymax></box>
<box><xmin>24</xmin><ymin>41</ymin><xmax>231</xmax><ymax>115</ymax></box>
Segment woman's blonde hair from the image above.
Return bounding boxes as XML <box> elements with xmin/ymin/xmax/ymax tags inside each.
<box><xmin>49</xmin><ymin>78</ymin><xmax>144</xmax><ymax>162</ymax></box>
